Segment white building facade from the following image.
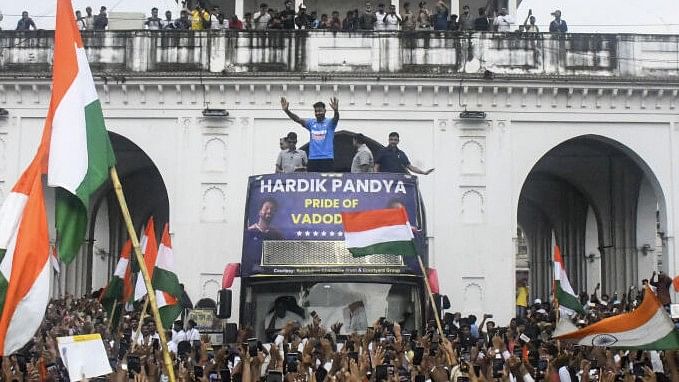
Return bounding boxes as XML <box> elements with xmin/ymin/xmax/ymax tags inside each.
<box><xmin>1</xmin><ymin>30</ymin><xmax>679</xmax><ymax>324</ymax></box>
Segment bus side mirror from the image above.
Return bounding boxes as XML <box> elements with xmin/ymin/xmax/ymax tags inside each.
<box><xmin>217</xmin><ymin>289</ymin><xmax>232</xmax><ymax>319</ymax></box>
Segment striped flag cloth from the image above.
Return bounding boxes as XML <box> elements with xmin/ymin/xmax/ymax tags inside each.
<box><xmin>554</xmin><ymin>245</ymin><xmax>585</xmax><ymax>315</ymax></box>
<box><xmin>47</xmin><ymin>0</ymin><xmax>116</xmax><ymax>264</ymax></box>
<box><xmin>340</xmin><ymin>208</ymin><xmax>416</xmax><ymax>257</ymax></box>
<box><xmin>0</xmin><ymin>160</ymin><xmax>50</xmax><ymax>355</ymax></box>
<box><xmin>555</xmin><ymin>286</ymin><xmax>679</xmax><ymax>349</ymax></box>
<box><xmin>101</xmin><ymin>240</ymin><xmax>134</xmax><ymax>309</ymax></box>
<box><xmin>154</xmin><ymin>224</ymin><xmax>184</xmax><ymax>329</ymax></box>
<box><xmin>135</xmin><ymin>218</ymin><xmax>158</xmax><ymax>301</ymax></box>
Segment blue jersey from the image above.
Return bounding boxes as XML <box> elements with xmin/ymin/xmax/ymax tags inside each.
<box><xmin>304</xmin><ymin>117</ymin><xmax>337</xmax><ymax>160</ymax></box>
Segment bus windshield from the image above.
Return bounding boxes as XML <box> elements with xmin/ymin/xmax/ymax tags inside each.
<box><xmin>243</xmin><ymin>280</ymin><xmax>422</xmax><ymax>340</ymax></box>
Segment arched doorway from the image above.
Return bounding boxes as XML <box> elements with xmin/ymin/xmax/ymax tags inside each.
<box><xmin>55</xmin><ymin>132</ymin><xmax>170</xmax><ymax>297</ymax></box>
<box><xmin>516</xmin><ymin>135</ymin><xmax>667</xmax><ymax>303</ymax></box>
<box><xmin>299</xmin><ymin>130</ymin><xmax>384</xmax><ymax>172</ymax></box>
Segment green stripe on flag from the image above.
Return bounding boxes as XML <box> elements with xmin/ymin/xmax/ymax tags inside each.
<box><xmin>617</xmin><ymin>329</ymin><xmax>679</xmax><ymax>350</ymax></box>
<box><xmin>55</xmin><ymin>100</ymin><xmax>116</xmax><ymax>264</ymax></box>
<box><xmin>152</xmin><ymin>267</ymin><xmax>182</xmax><ymax>297</ymax></box>
<box><xmin>556</xmin><ymin>281</ymin><xmax>586</xmax><ymax>315</ymax></box>
<box><xmin>347</xmin><ymin>240</ymin><xmax>417</xmax><ymax>258</ymax></box>
<box><xmin>159</xmin><ymin>304</ymin><xmax>184</xmax><ymax>329</ymax></box>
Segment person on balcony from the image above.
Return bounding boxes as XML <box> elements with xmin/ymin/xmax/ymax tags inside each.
<box><xmin>416</xmin><ymin>1</ymin><xmax>431</xmax><ymax>30</ymax></box>
<box><xmin>175</xmin><ymin>10</ymin><xmax>191</xmax><ymax>30</ymax></box>
<box><xmin>84</xmin><ymin>6</ymin><xmax>95</xmax><ymax>30</ymax></box>
<box><xmin>295</xmin><ymin>4</ymin><xmax>313</xmax><ymax>29</ymax></box>
<box><xmin>523</xmin><ymin>9</ymin><xmax>539</xmax><ymax>33</ymax></box>
<box><xmin>384</xmin><ymin>5</ymin><xmax>401</xmax><ymax>31</ymax></box>
<box><xmin>145</xmin><ymin>7</ymin><xmax>163</xmax><ymax>30</ymax></box>
<box><xmin>342</xmin><ymin>10</ymin><xmax>359</xmax><ymax>31</ymax></box>
<box><xmin>459</xmin><ymin>5</ymin><xmax>474</xmax><ymax>31</ymax></box>
<box><xmin>280</xmin><ymin>0</ymin><xmax>296</xmax><ymax>29</ymax></box>
<box><xmin>93</xmin><ymin>7</ymin><xmax>108</xmax><ymax>30</ymax></box>
<box><xmin>162</xmin><ymin>11</ymin><xmax>176</xmax><ymax>29</ymax></box>
<box><xmin>548</xmin><ymin>10</ymin><xmax>567</xmax><ymax>33</ymax></box>
<box><xmin>473</xmin><ymin>7</ymin><xmax>489</xmax><ymax>31</ymax></box>
<box><xmin>230</xmin><ymin>14</ymin><xmax>244</xmax><ymax>30</ymax></box>
<box><xmin>16</xmin><ymin>11</ymin><xmax>37</xmax><ymax>31</ymax></box>
<box><xmin>351</xmin><ymin>134</ymin><xmax>374</xmax><ymax>173</ymax></box>
<box><xmin>493</xmin><ymin>7</ymin><xmax>514</xmax><ymax>32</ymax></box>
<box><xmin>253</xmin><ymin>3</ymin><xmax>272</xmax><ymax>30</ymax></box>
<box><xmin>276</xmin><ymin>132</ymin><xmax>308</xmax><ymax>173</ymax></box>
<box><xmin>191</xmin><ymin>4</ymin><xmax>211</xmax><ymax>30</ymax></box>
<box><xmin>401</xmin><ymin>3</ymin><xmax>416</xmax><ymax>31</ymax></box>
<box><xmin>327</xmin><ymin>11</ymin><xmax>342</xmax><ymax>31</ymax></box>
<box><xmin>358</xmin><ymin>2</ymin><xmax>377</xmax><ymax>30</ymax></box>
<box><xmin>374</xmin><ymin>3</ymin><xmax>387</xmax><ymax>31</ymax></box>
<box><xmin>432</xmin><ymin>1</ymin><xmax>449</xmax><ymax>31</ymax></box>
<box><xmin>75</xmin><ymin>10</ymin><xmax>86</xmax><ymax>30</ymax></box>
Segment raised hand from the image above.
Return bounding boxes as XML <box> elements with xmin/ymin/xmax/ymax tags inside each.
<box><xmin>329</xmin><ymin>97</ymin><xmax>339</xmax><ymax>111</ymax></box>
<box><xmin>281</xmin><ymin>97</ymin><xmax>290</xmax><ymax>111</ymax></box>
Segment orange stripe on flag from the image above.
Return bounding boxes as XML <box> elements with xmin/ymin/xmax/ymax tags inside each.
<box><xmin>554</xmin><ymin>244</ymin><xmax>564</xmax><ymax>267</ymax></box>
<box><xmin>557</xmin><ymin>286</ymin><xmax>661</xmax><ymax>339</ymax></box>
<box><xmin>341</xmin><ymin>208</ymin><xmax>410</xmax><ymax>233</ymax></box>
<box><xmin>143</xmin><ymin>218</ymin><xmax>158</xmax><ymax>280</ymax></box>
<box><xmin>0</xmin><ymin>162</ymin><xmax>49</xmax><ymax>351</ymax></box>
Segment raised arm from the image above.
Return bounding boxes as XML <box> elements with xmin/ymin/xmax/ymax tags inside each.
<box><xmin>406</xmin><ymin>164</ymin><xmax>434</xmax><ymax>175</ymax></box>
<box><xmin>523</xmin><ymin>9</ymin><xmax>531</xmax><ymax>26</ymax></box>
<box><xmin>281</xmin><ymin>97</ymin><xmax>306</xmax><ymax>127</ymax></box>
<box><xmin>329</xmin><ymin>97</ymin><xmax>340</xmax><ymax>123</ymax></box>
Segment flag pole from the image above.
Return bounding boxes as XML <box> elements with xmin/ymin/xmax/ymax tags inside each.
<box><xmin>106</xmin><ymin>299</ymin><xmax>118</xmax><ymax>331</ymax></box>
<box><xmin>131</xmin><ymin>298</ymin><xmax>150</xmax><ymax>352</ymax></box>
<box><xmin>417</xmin><ymin>256</ymin><xmax>444</xmax><ymax>336</ymax></box>
<box><xmin>110</xmin><ymin>167</ymin><xmax>176</xmax><ymax>382</ymax></box>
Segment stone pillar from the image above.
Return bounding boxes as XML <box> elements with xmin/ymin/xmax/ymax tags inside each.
<box><xmin>235</xmin><ymin>0</ymin><xmax>245</xmax><ymax>18</ymax></box>
<box><xmin>507</xmin><ymin>0</ymin><xmax>517</xmax><ymax>16</ymax></box>
<box><xmin>450</xmin><ymin>0</ymin><xmax>459</xmax><ymax>16</ymax></box>
<box><xmin>295</xmin><ymin>0</ymin><xmax>303</xmax><ymax>12</ymax></box>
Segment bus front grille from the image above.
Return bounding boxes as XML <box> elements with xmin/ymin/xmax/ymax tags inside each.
<box><xmin>261</xmin><ymin>241</ymin><xmax>404</xmax><ymax>267</ymax></box>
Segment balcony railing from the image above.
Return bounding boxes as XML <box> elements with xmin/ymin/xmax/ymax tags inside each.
<box><xmin>1</xmin><ymin>30</ymin><xmax>678</xmax><ymax>78</ymax></box>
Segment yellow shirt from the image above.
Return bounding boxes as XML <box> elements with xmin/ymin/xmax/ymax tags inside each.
<box><xmin>516</xmin><ymin>286</ymin><xmax>528</xmax><ymax>307</ymax></box>
<box><xmin>191</xmin><ymin>10</ymin><xmax>209</xmax><ymax>30</ymax></box>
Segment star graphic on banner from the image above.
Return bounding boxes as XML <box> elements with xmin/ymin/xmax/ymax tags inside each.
<box><xmin>329</xmin><ymin>231</ymin><xmax>335</xmax><ymax>237</ymax></box>
<box><xmin>313</xmin><ymin>231</ymin><xmax>319</xmax><ymax>237</ymax></box>
<box><xmin>337</xmin><ymin>231</ymin><xmax>344</xmax><ymax>237</ymax></box>
<box><xmin>305</xmin><ymin>231</ymin><xmax>311</xmax><ymax>237</ymax></box>
<box><xmin>321</xmin><ymin>231</ymin><xmax>327</xmax><ymax>237</ymax></box>
<box><xmin>296</xmin><ymin>231</ymin><xmax>303</xmax><ymax>237</ymax></box>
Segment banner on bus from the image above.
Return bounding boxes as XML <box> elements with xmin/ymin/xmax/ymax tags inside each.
<box><xmin>241</xmin><ymin>173</ymin><xmax>423</xmax><ymax>277</ymax></box>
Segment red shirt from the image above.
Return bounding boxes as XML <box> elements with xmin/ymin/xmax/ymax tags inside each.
<box><xmin>230</xmin><ymin>20</ymin><xmax>243</xmax><ymax>30</ymax></box>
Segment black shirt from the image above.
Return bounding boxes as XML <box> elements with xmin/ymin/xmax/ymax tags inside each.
<box><xmin>474</xmin><ymin>16</ymin><xmax>489</xmax><ymax>31</ymax></box>
<box><xmin>376</xmin><ymin>147</ymin><xmax>411</xmax><ymax>173</ymax></box>
<box><xmin>280</xmin><ymin>9</ymin><xmax>296</xmax><ymax>29</ymax></box>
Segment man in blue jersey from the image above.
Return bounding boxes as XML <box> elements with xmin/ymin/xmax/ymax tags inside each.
<box><xmin>281</xmin><ymin>97</ymin><xmax>340</xmax><ymax>172</ymax></box>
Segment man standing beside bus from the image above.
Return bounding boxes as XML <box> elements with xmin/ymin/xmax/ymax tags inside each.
<box><xmin>375</xmin><ymin>132</ymin><xmax>434</xmax><ymax>175</ymax></box>
<box><xmin>281</xmin><ymin>97</ymin><xmax>340</xmax><ymax>172</ymax></box>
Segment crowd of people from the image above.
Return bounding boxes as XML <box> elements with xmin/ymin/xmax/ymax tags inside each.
<box><xmin>4</xmin><ymin>276</ymin><xmax>679</xmax><ymax>382</ymax></box>
<box><xmin>1</xmin><ymin>2</ymin><xmax>568</xmax><ymax>33</ymax></box>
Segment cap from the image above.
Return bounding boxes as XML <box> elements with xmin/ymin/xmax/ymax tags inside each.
<box><xmin>536</xmin><ymin>308</ymin><xmax>547</xmax><ymax>315</ymax></box>
<box><xmin>550</xmin><ymin>9</ymin><xmax>561</xmax><ymax>15</ymax></box>
<box><xmin>533</xmin><ymin>298</ymin><xmax>542</xmax><ymax>305</ymax></box>
<box><xmin>299</xmin><ymin>4</ymin><xmax>307</xmax><ymax>9</ymax></box>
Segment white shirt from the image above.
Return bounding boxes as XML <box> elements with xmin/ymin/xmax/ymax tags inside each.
<box><xmin>253</xmin><ymin>11</ymin><xmax>271</xmax><ymax>30</ymax></box>
<box><xmin>384</xmin><ymin>14</ymin><xmax>400</xmax><ymax>30</ymax></box>
<box><xmin>135</xmin><ymin>331</ymin><xmax>160</xmax><ymax>346</ymax></box>
<box><xmin>494</xmin><ymin>14</ymin><xmax>514</xmax><ymax>32</ymax></box>
<box><xmin>172</xmin><ymin>329</ymin><xmax>187</xmax><ymax>343</ymax></box>
<box><xmin>186</xmin><ymin>327</ymin><xmax>201</xmax><ymax>342</ymax></box>
<box><xmin>212</xmin><ymin>20</ymin><xmax>229</xmax><ymax>29</ymax></box>
<box><xmin>558</xmin><ymin>366</ymin><xmax>571</xmax><ymax>382</ymax></box>
<box><xmin>374</xmin><ymin>11</ymin><xmax>386</xmax><ymax>30</ymax></box>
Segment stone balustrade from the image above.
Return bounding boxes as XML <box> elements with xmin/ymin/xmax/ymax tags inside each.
<box><xmin>1</xmin><ymin>30</ymin><xmax>678</xmax><ymax>78</ymax></box>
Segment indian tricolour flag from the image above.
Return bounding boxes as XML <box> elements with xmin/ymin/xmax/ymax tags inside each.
<box><xmin>0</xmin><ymin>160</ymin><xmax>50</xmax><ymax>355</ymax></box>
<box><xmin>154</xmin><ymin>223</ymin><xmax>184</xmax><ymax>329</ymax></box>
<box><xmin>47</xmin><ymin>0</ymin><xmax>116</xmax><ymax>264</ymax></box>
<box><xmin>341</xmin><ymin>208</ymin><xmax>416</xmax><ymax>257</ymax></box>
<box><xmin>555</xmin><ymin>286</ymin><xmax>679</xmax><ymax>349</ymax></box>
<box><xmin>554</xmin><ymin>245</ymin><xmax>585</xmax><ymax>315</ymax></box>
<box><xmin>135</xmin><ymin>218</ymin><xmax>159</xmax><ymax>301</ymax></box>
<box><xmin>101</xmin><ymin>240</ymin><xmax>134</xmax><ymax>312</ymax></box>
